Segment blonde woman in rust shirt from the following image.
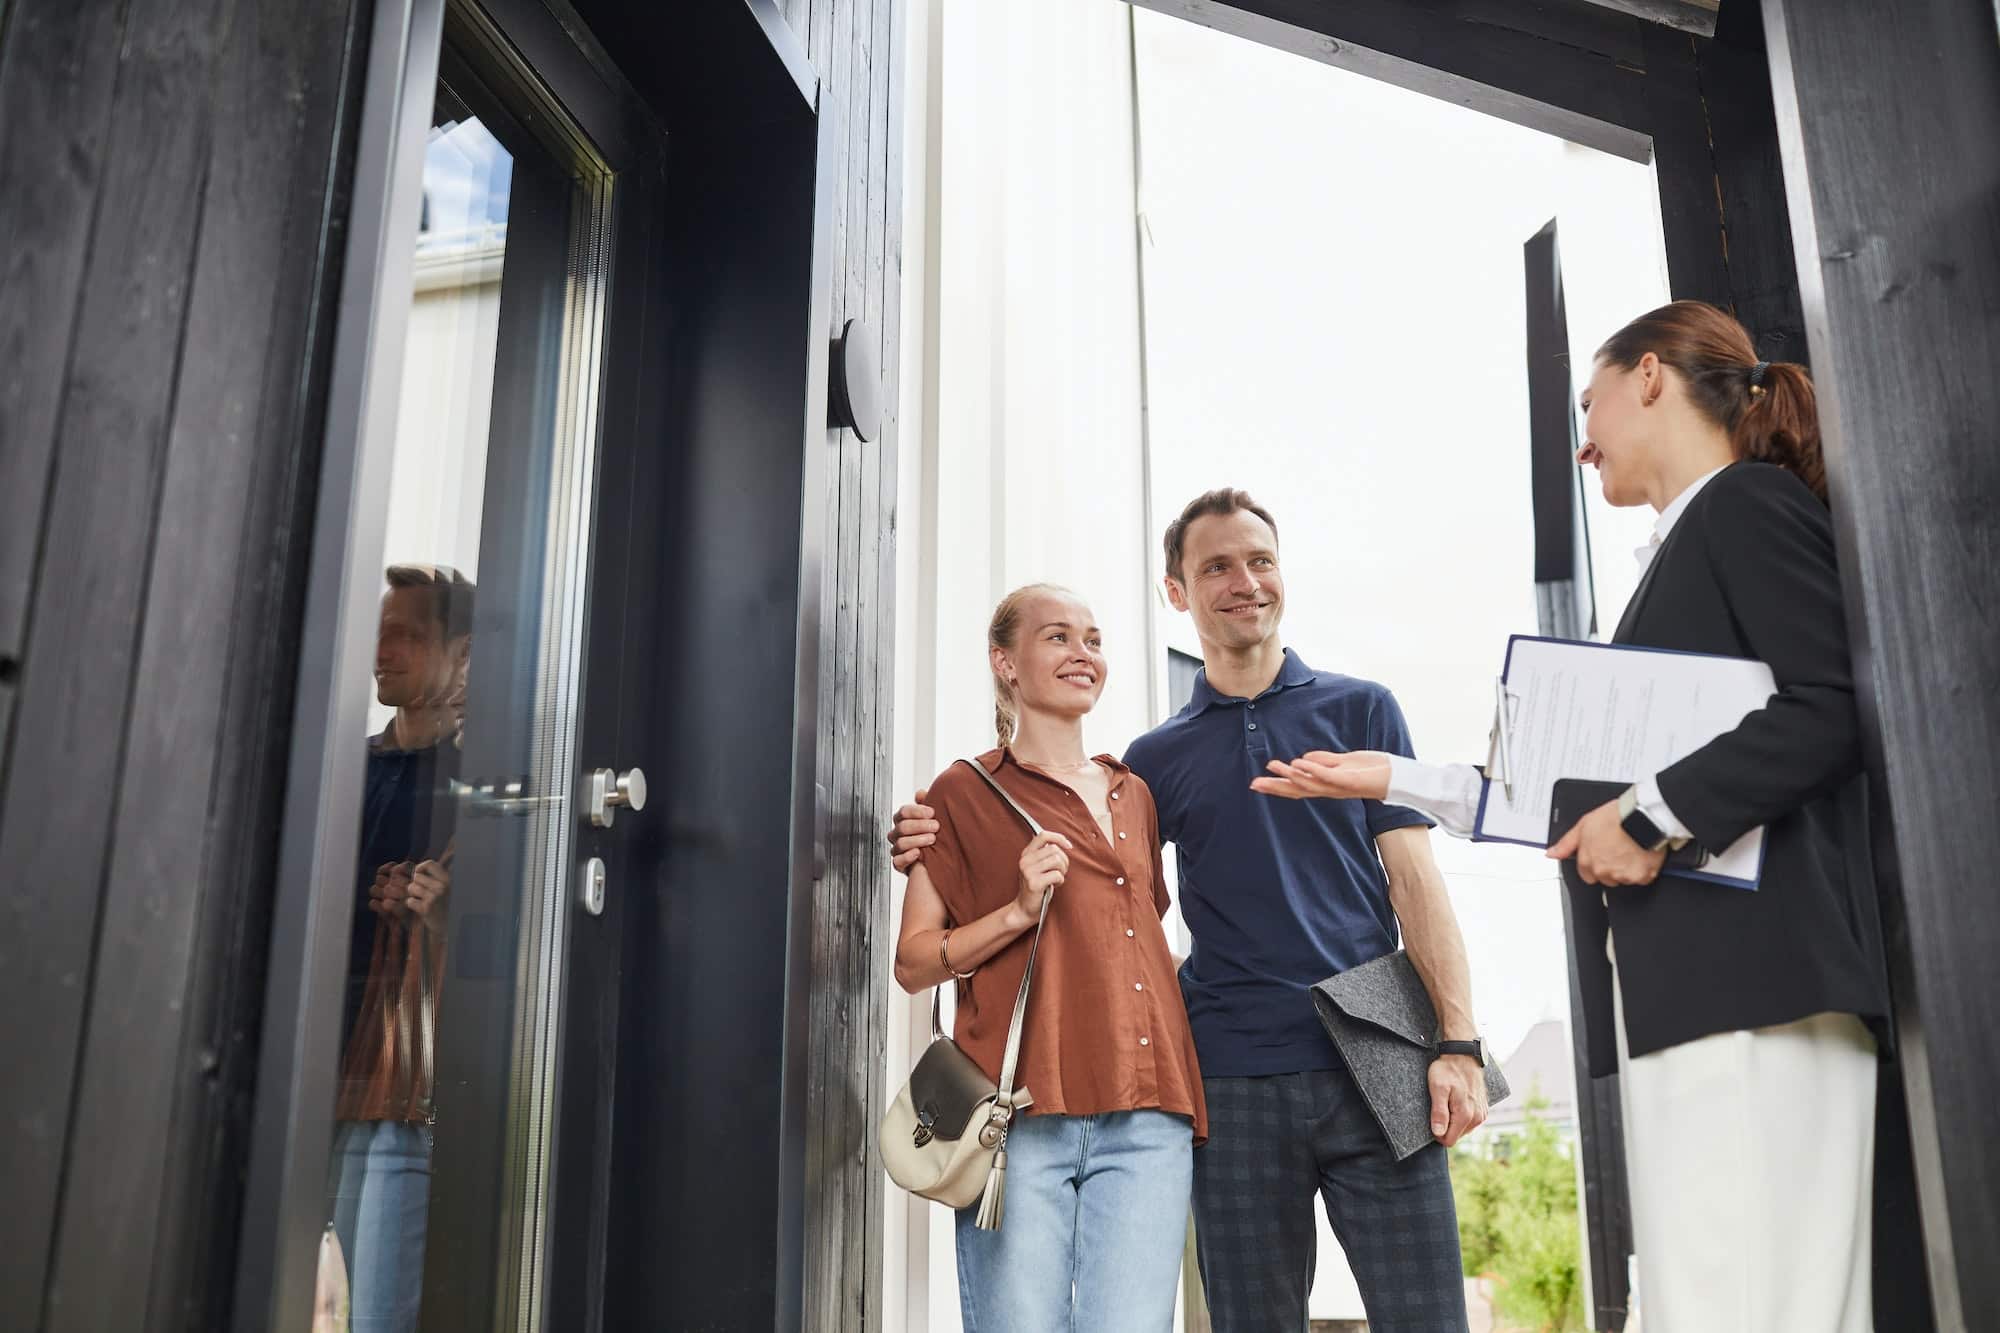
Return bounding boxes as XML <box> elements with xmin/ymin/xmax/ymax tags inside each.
<box><xmin>895</xmin><ymin>584</ymin><xmax>1207</xmax><ymax>1331</ymax></box>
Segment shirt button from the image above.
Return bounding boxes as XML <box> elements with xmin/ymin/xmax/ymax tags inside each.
<box><xmin>1116</xmin><ymin>877</ymin><xmax>1125</xmax><ymax>885</ymax></box>
<box><xmin>1247</xmin><ymin>722</ymin><xmax>1258</xmax><ymax>731</ymax></box>
<box><xmin>1134</xmin><ymin>982</ymin><xmax>1144</xmax><ymax>991</ymax></box>
<box><xmin>1248</xmin><ymin>703</ymin><xmax>1256</xmax><ymax>710</ymax></box>
<box><xmin>1125</xmin><ymin>928</ymin><xmax>1135</xmax><ymax>938</ymax></box>
<box><xmin>1111</xmin><ymin>792</ymin><xmax>1120</xmax><ymax>800</ymax></box>
<box><xmin>1139</xmin><ymin>1037</ymin><xmax>1150</xmax><ymax>1047</ymax></box>
<box><xmin>1118</xmin><ymin>831</ymin><xmax>1127</xmax><ymax>840</ymax></box>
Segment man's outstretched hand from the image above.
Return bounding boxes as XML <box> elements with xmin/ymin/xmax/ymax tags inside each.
<box><xmin>886</xmin><ymin>789</ymin><xmax>935</xmax><ymax>874</ymax></box>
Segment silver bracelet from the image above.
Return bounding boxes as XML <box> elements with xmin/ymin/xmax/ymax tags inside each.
<box><xmin>939</xmin><ymin>930</ymin><xmax>977</xmax><ymax>981</ymax></box>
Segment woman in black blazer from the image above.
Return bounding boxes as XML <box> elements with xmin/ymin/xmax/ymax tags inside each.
<box><xmin>1253</xmin><ymin>301</ymin><xmax>1889</xmax><ymax>1333</ymax></box>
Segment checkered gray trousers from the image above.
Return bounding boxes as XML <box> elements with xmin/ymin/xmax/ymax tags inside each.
<box><xmin>1194</xmin><ymin>1069</ymin><xmax>1468</xmax><ymax>1333</ymax></box>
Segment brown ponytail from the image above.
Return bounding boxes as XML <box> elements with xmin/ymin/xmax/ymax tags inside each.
<box><xmin>1734</xmin><ymin>359</ymin><xmax>1823</xmax><ymax>500</ymax></box>
<box><xmin>1596</xmin><ymin>300</ymin><xmax>1828</xmax><ymax>502</ymax></box>
<box><xmin>988</xmin><ymin>583</ymin><xmax>1066</xmax><ymax>748</ymax></box>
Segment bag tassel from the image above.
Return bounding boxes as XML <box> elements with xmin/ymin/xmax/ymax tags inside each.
<box><xmin>974</xmin><ymin>1147</ymin><xmax>1009</xmax><ymax>1230</ymax></box>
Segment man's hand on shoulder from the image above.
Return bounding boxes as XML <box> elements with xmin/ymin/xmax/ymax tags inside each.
<box><xmin>886</xmin><ymin>788</ymin><xmax>935</xmax><ymax>874</ymax></box>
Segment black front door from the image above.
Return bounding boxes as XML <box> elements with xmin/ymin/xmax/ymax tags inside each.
<box><xmin>304</xmin><ymin>2</ymin><xmax>671</xmax><ymax>1327</ymax></box>
<box><xmin>241</xmin><ymin>0</ymin><xmax>834</xmax><ymax>1325</ymax></box>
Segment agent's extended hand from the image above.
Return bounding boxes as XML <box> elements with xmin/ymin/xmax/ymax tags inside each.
<box><xmin>1547</xmin><ymin>798</ymin><xmax>1667</xmax><ymax>887</ymax></box>
<box><xmin>1250</xmin><ymin>750</ymin><xmax>1394</xmax><ymax>802</ymax></box>
<box><xmin>886</xmin><ymin>789</ymin><xmax>935</xmax><ymax>874</ymax></box>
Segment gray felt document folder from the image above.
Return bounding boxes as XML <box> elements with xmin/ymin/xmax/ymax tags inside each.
<box><xmin>1312</xmin><ymin>951</ymin><xmax>1512</xmax><ymax>1161</ymax></box>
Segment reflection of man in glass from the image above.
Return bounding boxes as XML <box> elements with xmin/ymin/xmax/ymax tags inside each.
<box><xmin>326</xmin><ymin>564</ymin><xmax>473</xmax><ymax>1333</ymax></box>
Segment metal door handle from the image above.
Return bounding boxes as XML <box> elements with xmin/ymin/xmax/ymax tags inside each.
<box><xmin>451</xmin><ymin>776</ymin><xmax>564</xmax><ymax>818</ymax></box>
<box><xmin>588</xmin><ymin>766</ymin><xmax>647</xmax><ymax>828</ymax></box>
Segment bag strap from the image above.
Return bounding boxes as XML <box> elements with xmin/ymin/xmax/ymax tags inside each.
<box><xmin>927</xmin><ymin>757</ymin><xmax>1054</xmax><ymax>1112</ymax></box>
<box><xmin>960</xmin><ymin>755</ymin><xmax>1046</xmax><ymax>838</ymax></box>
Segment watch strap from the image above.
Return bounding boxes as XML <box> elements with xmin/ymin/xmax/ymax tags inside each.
<box><xmin>1434</xmin><ymin>1038</ymin><xmax>1485</xmax><ymax>1066</ymax></box>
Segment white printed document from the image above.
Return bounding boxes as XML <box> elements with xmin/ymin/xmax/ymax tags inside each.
<box><xmin>1473</xmin><ymin>635</ymin><xmax>1776</xmax><ymax>889</ymax></box>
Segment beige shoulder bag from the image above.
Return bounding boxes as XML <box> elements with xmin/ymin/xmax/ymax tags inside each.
<box><xmin>879</xmin><ymin>759</ymin><xmax>1051</xmax><ymax>1230</ymax></box>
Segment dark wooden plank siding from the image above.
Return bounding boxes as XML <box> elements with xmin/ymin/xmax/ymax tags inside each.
<box><xmin>0</xmin><ymin>0</ymin><xmax>365</xmax><ymax>1324</ymax></box>
<box><xmin>1641</xmin><ymin>17</ymin><xmax>1806</xmax><ymax>361</ymax></box>
<box><xmin>0</xmin><ymin>0</ymin><xmax>228</xmax><ymax>1317</ymax></box>
<box><xmin>58</xmin><ymin>0</ymin><xmax>367</xmax><ymax>1325</ymax></box>
<box><xmin>785</xmin><ymin>0</ymin><xmax>903</xmax><ymax>1326</ymax></box>
<box><xmin>0</xmin><ymin>0</ymin><xmax>128</xmax><ymax>756</ymax></box>
<box><xmin>33</xmin><ymin>0</ymin><xmax>234</xmax><ymax>1302</ymax></box>
<box><xmin>1764</xmin><ymin>1</ymin><xmax>2000</xmax><ymax>1324</ymax></box>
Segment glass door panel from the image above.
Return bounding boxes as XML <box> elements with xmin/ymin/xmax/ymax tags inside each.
<box><xmin>314</xmin><ymin>30</ymin><xmax>611</xmax><ymax>1333</ymax></box>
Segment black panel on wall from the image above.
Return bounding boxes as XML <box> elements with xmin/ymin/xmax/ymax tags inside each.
<box><xmin>1524</xmin><ymin>217</ymin><xmax>1630</xmax><ymax>1333</ymax></box>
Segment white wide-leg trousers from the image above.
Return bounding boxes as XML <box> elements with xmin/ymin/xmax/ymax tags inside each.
<box><xmin>1612</xmin><ymin>948</ymin><xmax>1877</xmax><ymax>1333</ymax></box>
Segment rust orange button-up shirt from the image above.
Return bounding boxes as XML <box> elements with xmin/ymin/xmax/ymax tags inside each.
<box><xmin>923</xmin><ymin>748</ymin><xmax>1207</xmax><ymax>1144</ymax></box>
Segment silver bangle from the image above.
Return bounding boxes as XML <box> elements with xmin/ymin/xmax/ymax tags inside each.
<box><xmin>940</xmin><ymin>930</ymin><xmax>977</xmax><ymax>981</ymax></box>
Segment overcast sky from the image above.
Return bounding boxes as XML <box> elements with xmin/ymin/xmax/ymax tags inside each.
<box><xmin>1132</xmin><ymin>8</ymin><xmax>1673</xmax><ymax>1062</ymax></box>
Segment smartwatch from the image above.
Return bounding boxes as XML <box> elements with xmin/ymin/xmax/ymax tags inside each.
<box><xmin>1434</xmin><ymin>1038</ymin><xmax>1486</xmax><ymax>1068</ymax></box>
<box><xmin>1617</xmin><ymin>784</ymin><xmax>1677</xmax><ymax>853</ymax></box>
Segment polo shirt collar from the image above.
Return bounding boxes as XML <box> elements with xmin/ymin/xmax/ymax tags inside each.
<box><xmin>1186</xmin><ymin>646</ymin><xmax>1315</xmax><ymax>715</ymax></box>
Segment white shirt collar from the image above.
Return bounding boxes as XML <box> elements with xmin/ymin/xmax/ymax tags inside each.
<box><xmin>1634</xmin><ymin>463</ymin><xmax>1730</xmax><ymax>572</ymax></box>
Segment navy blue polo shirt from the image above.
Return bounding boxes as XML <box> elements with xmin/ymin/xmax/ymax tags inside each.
<box><xmin>1122</xmin><ymin>648</ymin><xmax>1431</xmax><ymax>1077</ymax></box>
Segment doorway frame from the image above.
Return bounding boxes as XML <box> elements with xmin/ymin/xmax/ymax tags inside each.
<box><xmin>1124</xmin><ymin>2</ymin><xmax>1988</xmax><ymax>1328</ymax></box>
<box><xmin>231</xmin><ymin>0</ymin><xmax>835</xmax><ymax>1328</ymax></box>
<box><xmin>232</xmin><ymin>0</ymin><xmax>447</xmax><ymax>1321</ymax></box>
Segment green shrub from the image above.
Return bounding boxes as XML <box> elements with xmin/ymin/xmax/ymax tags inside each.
<box><xmin>1450</xmin><ymin>1099</ymin><xmax>1585</xmax><ymax>1333</ymax></box>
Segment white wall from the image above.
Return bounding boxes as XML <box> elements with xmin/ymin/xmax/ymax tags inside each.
<box><xmin>888</xmin><ymin>0</ymin><xmax>1153</xmax><ymax>1326</ymax></box>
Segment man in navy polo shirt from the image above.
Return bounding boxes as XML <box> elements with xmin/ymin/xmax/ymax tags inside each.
<box><xmin>890</xmin><ymin>489</ymin><xmax>1484</xmax><ymax>1331</ymax></box>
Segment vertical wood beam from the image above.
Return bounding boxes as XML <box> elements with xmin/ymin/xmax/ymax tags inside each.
<box><xmin>1762</xmin><ymin>2</ymin><xmax>2000</xmax><ymax>1327</ymax></box>
<box><xmin>1641</xmin><ymin>17</ymin><xmax>1808</xmax><ymax>361</ymax></box>
<box><xmin>794</xmin><ymin>0</ymin><xmax>902</xmax><ymax>1327</ymax></box>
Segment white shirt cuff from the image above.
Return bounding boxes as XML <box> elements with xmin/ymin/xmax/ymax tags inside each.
<box><xmin>1384</xmin><ymin>757</ymin><xmax>1483</xmax><ymax>840</ymax></box>
<box><xmin>1636</xmin><ymin>775</ymin><xmax>1695</xmax><ymax>843</ymax></box>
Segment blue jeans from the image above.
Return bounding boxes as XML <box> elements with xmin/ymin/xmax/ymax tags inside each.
<box><xmin>327</xmin><ymin>1120</ymin><xmax>433</xmax><ymax>1333</ymax></box>
<box><xmin>956</xmin><ymin>1109</ymin><xmax>1193</xmax><ymax>1332</ymax></box>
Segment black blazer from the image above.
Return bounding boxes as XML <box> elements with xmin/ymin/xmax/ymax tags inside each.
<box><xmin>1568</xmin><ymin>461</ymin><xmax>1890</xmax><ymax>1076</ymax></box>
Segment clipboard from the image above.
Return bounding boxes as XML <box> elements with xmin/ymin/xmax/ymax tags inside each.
<box><xmin>1472</xmin><ymin>634</ymin><xmax>1774</xmax><ymax>891</ymax></box>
